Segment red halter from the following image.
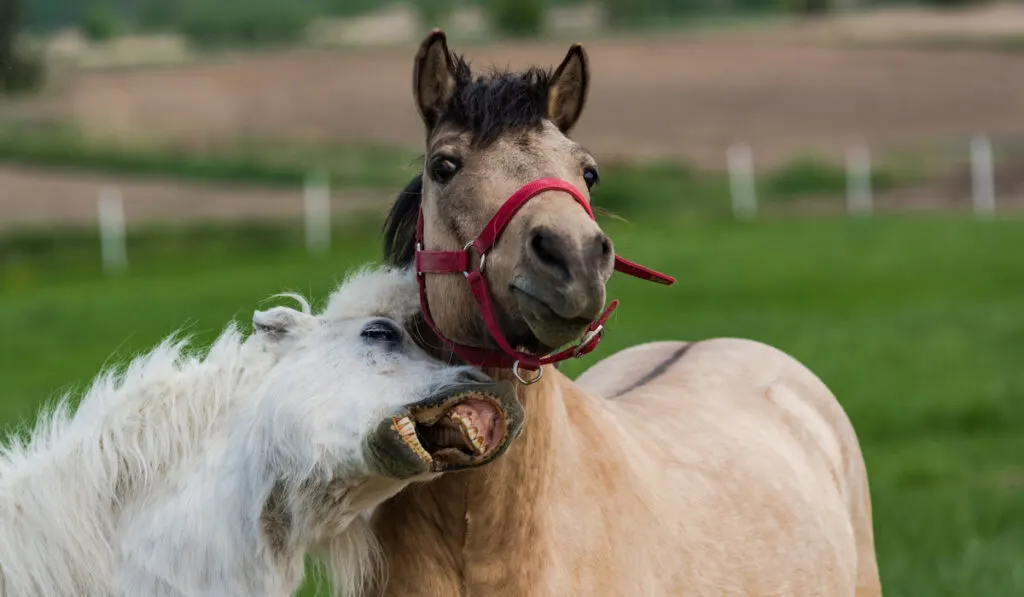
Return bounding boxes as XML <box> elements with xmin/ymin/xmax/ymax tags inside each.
<box><xmin>414</xmin><ymin>177</ymin><xmax>674</xmax><ymax>382</ymax></box>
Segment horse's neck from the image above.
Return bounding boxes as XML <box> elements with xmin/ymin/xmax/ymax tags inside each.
<box><xmin>371</xmin><ymin>365</ymin><xmax>583</xmax><ymax>595</ymax></box>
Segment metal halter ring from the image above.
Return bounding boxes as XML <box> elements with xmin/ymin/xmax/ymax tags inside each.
<box><xmin>512</xmin><ymin>361</ymin><xmax>544</xmax><ymax>385</ymax></box>
<box><xmin>462</xmin><ymin>241</ymin><xmax>486</xmax><ymax>278</ymax></box>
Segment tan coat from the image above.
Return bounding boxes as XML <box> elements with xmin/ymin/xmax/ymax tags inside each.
<box><xmin>376</xmin><ymin>29</ymin><xmax>881</xmax><ymax>597</ymax></box>
<box><xmin>371</xmin><ymin>338</ymin><xmax>881</xmax><ymax>596</ymax></box>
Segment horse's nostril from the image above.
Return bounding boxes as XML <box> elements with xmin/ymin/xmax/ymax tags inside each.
<box><xmin>584</xmin><ymin>232</ymin><xmax>614</xmax><ymax>271</ymax></box>
<box><xmin>528</xmin><ymin>227</ymin><xmax>571</xmax><ymax>281</ymax></box>
<box><xmin>599</xmin><ymin>235</ymin><xmax>612</xmax><ymax>259</ymax></box>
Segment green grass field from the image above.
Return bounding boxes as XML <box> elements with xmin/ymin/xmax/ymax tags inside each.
<box><xmin>1</xmin><ymin>212</ymin><xmax>1022</xmax><ymax>596</ymax></box>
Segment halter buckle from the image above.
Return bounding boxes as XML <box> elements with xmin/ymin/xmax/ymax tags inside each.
<box><xmin>573</xmin><ymin>324</ymin><xmax>604</xmax><ymax>358</ymax></box>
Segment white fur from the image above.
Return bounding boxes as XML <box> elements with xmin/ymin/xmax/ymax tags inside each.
<box><xmin>0</xmin><ymin>265</ymin><xmax>475</xmax><ymax>597</ymax></box>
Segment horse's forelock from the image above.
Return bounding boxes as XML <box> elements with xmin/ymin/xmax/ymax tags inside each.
<box><xmin>441</xmin><ymin>53</ymin><xmax>552</xmax><ymax>148</ymax></box>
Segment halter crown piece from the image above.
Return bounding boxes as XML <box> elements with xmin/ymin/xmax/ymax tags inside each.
<box><xmin>414</xmin><ymin>177</ymin><xmax>675</xmax><ymax>384</ymax></box>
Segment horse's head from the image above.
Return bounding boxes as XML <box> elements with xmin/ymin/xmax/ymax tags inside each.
<box><xmin>384</xmin><ymin>31</ymin><xmax>670</xmax><ymax>376</ymax></box>
<box><xmin>250</xmin><ymin>269</ymin><xmax>525</xmax><ymax>481</ymax></box>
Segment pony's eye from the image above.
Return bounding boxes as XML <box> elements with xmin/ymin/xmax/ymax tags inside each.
<box><xmin>360</xmin><ymin>319</ymin><xmax>404</xmax><ymax>346</ymax></box>
<box><xmin>428</xmin><ymin>156</ymin><xmax>461</xmax><ymax>185</ymax></box>
<box><xmin>582</xmin><ymin>166</ymin><xmax>600</xmax><ymax>190</ymax></box>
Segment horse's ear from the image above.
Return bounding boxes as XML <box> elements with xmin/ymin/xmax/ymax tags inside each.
<box><xmin>414</xmin><ymin>29</ymin><xmax>457</xmax><ymax>130</ymax></box>
<box><xmin>547</xmin><ymin>43</ymin><xmax>589</xmax><ymax>134</ymax></box>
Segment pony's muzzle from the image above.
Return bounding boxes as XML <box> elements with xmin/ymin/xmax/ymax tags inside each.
<box><xmin>363</xmin><ymin>378</ymin><xmax>524</xmax><ymax>479</ymax></box>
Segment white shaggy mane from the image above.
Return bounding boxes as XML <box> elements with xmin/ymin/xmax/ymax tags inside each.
<box><xmin>0</xmin><ymin>265</ymin><xmax>422</xmax><ymax>597</ymax></box>
<box><xmin>322</xmin><ymin>265</ymin><xmax>419</xmax><ymax>323</ymax></box>
<box><xmin>0</xmin><ymin>323</ymin><xmax>277</xmax><ymax>595</ymax></box>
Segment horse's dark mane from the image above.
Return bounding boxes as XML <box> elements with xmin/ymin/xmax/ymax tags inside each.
<box><xmin>382</xmin><ymin>52</ymin><xmax>555</xmax><ymax>266</ymax></box>
<box><xmin>383</xmin><ymin>174</ymin><xmax>424</xmax><ymax>266</ymax></box>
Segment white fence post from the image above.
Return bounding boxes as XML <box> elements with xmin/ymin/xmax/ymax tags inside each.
<box><xmin>304</xmin><ymin>170</ymin><xmax>331</xmax><ymax>255</ymax></box>
<box><xmin>970</xmin><ymin>135</ymin><xmax>995</xmax><ymax>216</ymax></box>
<box><xmin>845</xmin><ymin>141</ymin><xmax>873</xmax><ymax>216</ymax></box>
<box><xmin>727</xmin><ymin>143</ymin><xmax>757</xmax><ymax>220</ymax></box>
<box><xmin>97</xmin><ymin>186</ymin><xmax>127</xmax><ymax>274</ymax></box>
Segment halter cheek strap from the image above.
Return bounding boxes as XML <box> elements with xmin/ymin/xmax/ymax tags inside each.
<box><xmin>415</xmin><ymin>177</ymin><xmax>674</xmax><ymax>383</ymax></box>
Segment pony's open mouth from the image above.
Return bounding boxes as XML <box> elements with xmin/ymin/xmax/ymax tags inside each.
<box><xmin>392</xmin><ymin>391</ymin><xmax>509</xmax><ymax>471</ymax></box>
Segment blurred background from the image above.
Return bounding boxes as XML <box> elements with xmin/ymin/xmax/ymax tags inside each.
<box><xmin>1</xmin><ymin>0</ymin><xmax>1022</xmax><ymax>595</ymax></box>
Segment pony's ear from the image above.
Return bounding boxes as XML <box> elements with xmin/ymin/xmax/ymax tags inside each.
<box><xmin>547</xmin><ymin>43</ymin><xmax>590</xmax><ymax>134</ymax></box>
<box><xmin>414</xmin><ymin>29</ymin><xmax>457</xmax><ymax>131</ymax></box>
<box><xmin>253</xmin><ymin>303</ymin><xmax>311</xmax><ymax>349</ymax></box>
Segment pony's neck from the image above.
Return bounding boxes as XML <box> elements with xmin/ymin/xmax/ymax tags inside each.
<box><xmin>115</xmin><ymin>397</ymin><xmax>400</xmax><ymax>597</ymax></box>
<box><xmin>370</xmin><ymin>364</ymin><xmax>574</xmax><ymax>595</ymax></box>
<box><xmin>115</xmin><ymin>431</ymin><xmax>290</xmax><ymax>595</ymax></box>
<box><xmin>0</xmin><ymin>329</ymin><xmax>266</xmax><ymax>596</ymax></box>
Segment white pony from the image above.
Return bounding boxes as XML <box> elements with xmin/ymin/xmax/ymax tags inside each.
<box><xmin>0</xmin><ymin>266</ymin><xmax>524</xmax><ymax>597</ymax></box>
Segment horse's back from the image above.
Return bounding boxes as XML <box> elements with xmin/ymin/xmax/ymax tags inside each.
<box><xmin>575</xmin><ymin>338</ymin><xmax>859</xmax><ymax>488</ymax></box>
<box><xmin>574</xmin><ymin>340</ymin><xmax>696</xmax><ymax>399</ymax></box>
<box><xmin>576</xmin><ymin>338</ymin><xmax>881</xmax><ymax>597</ymax></box>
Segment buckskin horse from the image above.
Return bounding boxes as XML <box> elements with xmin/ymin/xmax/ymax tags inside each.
<box><xmin>370</xmin><ymin>30</ymin><xmax>881</xmax><ymax>597</ymax></box>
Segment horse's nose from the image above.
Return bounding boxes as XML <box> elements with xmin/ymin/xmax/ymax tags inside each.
<box><xmin>521</xmin><ymin>226</ymin><xmax>614</xmax><ymax>320</ymax></box>
<box><xmin>527</xmin><ymin>226</ymin><xmax>572</xmax><ymax>282</ymax></box>
<box><xmin>526</xmin><ymin>227</ymin><xmax>613</xmax><ymax>283</ymax></box>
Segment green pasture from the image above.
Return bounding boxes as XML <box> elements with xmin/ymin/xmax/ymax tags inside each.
<box><xmin>1</xmin><ymin>212</ymin><xmax>1022</xmax><ymax>596</ymax></box>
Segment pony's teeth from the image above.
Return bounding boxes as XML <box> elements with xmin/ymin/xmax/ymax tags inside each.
<box><xmin>470</xmin><ymin>433</ymin><xmax>486</xmax><ymax>455</ymax></box>
<box><xmin>397</xmin><ymin>416</ymin><xmax>415</xmax><ymax>436</ymax></box>
<box><xmin>392</xmin><ymin>416</ymin><xmax>432</xmax><ymax>463</ymax></box>
<box><xmin>452</xmin><ymin>412</ymin><xmax>487</xmax><ymax>455</ymax></box>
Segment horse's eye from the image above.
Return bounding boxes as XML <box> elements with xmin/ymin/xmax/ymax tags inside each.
<box><xmin>583</xmin><ymin>166</ymin><xmax>600</xmax><ymax>190</ymax></box>
<box><xmin>428</xmin><ymin>156</ymin><xmax>461</xmax><ymax>185</ymax></box>
<box><xmin>360</xmin><ymin>319</ymin><xmax>404</xmax><ymax>346</ymax></box>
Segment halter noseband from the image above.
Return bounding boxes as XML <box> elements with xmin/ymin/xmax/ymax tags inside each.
<box><xmin>414</xmin><ymin>177</ymin><xmax>674</xmax><ymax>384</ymax></box>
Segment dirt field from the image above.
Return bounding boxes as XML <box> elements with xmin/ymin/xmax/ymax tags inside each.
<box><xmin>6</xmin><ymin>7</ymin><xmax>1024</xmax><ymax>229</ymax></box>
<box><xmin>0</xmin><ymin>166</ymin><xmax>391</xmax><ymax>231</ymax></box>
<box><xmin>53</xmin><ymin>36</ymin><xmax>1024</xmax><ymax>169</ymax></box>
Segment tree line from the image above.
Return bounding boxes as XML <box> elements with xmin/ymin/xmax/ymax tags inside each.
<box><xmin>1</xmin><ymin>0</ymin><xmax>993</xmax><ymax>94</ymax></box>
<box><xmin>21</xmin><ymin>0</ymin><xmax>994</xmax><ymax>38</ymax></box>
